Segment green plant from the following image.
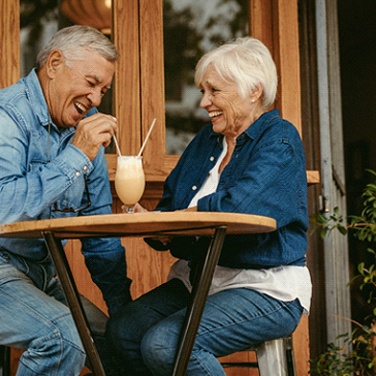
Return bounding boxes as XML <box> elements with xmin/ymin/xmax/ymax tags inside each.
<box><xmin>309</xmin><ymin>170</ymin><xmax>376</xmax><ymax>375</ymax></box>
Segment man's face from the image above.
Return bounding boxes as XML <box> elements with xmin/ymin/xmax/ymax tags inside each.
<box><xmin>46</xmin><ymin>49</ymin><xmax>115</xmax><ymax>128</ymax></box>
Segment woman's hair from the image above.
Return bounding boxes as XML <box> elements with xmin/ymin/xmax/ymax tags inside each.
<box><xmin>36</xmin><ymin>25</ymin><xmax>119</xmax><ymax>69</ymax></box>
<box><xmin>195</xmin><ymin>37</ymin><xmax>278</xmax><ymax>108</ymax></box>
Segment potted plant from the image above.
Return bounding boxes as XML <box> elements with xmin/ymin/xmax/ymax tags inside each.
<box><xmin>309</xmin><ymin>170</ymin><xmax>376</xmax><ymax>375</ymax></box>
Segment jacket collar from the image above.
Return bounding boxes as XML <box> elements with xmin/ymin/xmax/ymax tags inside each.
<box><xmin>207</xmin><ymin>108</ymin><xmax>280</xmax><ymax>144</ymax></box>
<box><xmin>244</xmin><ymin>109</ymin><xmax>280</xmax><ymax>140</ymax></box>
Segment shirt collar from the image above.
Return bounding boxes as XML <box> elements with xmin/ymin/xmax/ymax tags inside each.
<box><xmin>25</xmin><ymin>69</ymin><xmax>77</xmax><ymax>138</ymax></box>
<box><xmin>244</xmin><ymin>109</ymin><xmax>280</xmax><ymax>140</ymax></box>
<box><xmin>207</xmin><ymin>109</ymin><xmax>280</xmax><ymax>144</ymax></box>
<box><xmin>24</xmin><ymin>68</ymin><xmax>52</xmax><ymax>128</ymax></box>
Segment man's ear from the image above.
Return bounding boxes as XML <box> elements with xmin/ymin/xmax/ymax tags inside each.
<box><xmin>46</xmin><ymin>49</ymin><xmax>65</xmax><ymax>78</ymax></box>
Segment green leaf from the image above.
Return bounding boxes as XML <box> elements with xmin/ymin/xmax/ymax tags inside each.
<box><xmin>338</xmin><ymin>226</ymin><xmax>348</xmax><ymax>235</ymax></box>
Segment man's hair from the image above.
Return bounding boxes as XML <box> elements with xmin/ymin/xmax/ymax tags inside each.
<box><xmin>195</xmin><ymin>37</ymin><xmax>278</xmax><ymax>108</ymax></box>
<box><xmin>36</xmin><ymin>25</ymin><xmax>119</xmax><ymax>69</ymax></box>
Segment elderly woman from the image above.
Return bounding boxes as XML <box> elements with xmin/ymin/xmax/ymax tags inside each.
<box><xmin>107</xmin><ymin>36</ymin><xmax>312</xmax><ymax>376</ymax></box>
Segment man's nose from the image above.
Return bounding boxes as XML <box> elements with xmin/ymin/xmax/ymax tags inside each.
<box><xmin>87</xmin><ymin>87</ymin><xmax>102</xmax><ymax>107</ymax></box>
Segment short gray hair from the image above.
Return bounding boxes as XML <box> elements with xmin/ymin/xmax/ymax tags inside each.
<box><xmin>36</xmin><ymin>25</ymin><xmax>119</xmax><ymax>69</ymax></box>
<box><xmin>194</xmin><ymin>37</ymin><xmax>278</xmax><ymax>108</ymax></box>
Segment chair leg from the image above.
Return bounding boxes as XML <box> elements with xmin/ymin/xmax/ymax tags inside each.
<box><xmin>256</xmin><ymin>336</ymin><xmax>296</xmax><ymax>376</ymax></box>
<box><xmin>284</xmin><ymin>336</ymin><xmax>296</xmax><ymax>376</ymax></box>
<box><xmin>220</xmin><ymin>336</ymin><xmax>297</xmax><ymax>375</ymax></box>
<box><xmin>256</xmin><ymin>338</ymin><xmax>287</xmax><ymax>376</ymax></box>
<box><xmin>0</xmin><ymin>346</ymin><xmax>11</xmax><ymax>376</ymax></box>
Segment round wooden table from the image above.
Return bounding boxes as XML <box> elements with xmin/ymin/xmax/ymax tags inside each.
<box><xmin>0</xmin><ymin>212</ymin><xmax>276</xmax><ymax>376</ymax></box>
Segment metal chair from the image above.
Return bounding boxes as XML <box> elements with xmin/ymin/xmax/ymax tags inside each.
<box><xmin>221</xmin><ymin>336</ymin><xmax>296</xmax><ymax>376</ymax></box>
<box><xmin>0</xmin><ymin>346</ymin><xmax>10</xmax><ymax>376</ymax></box>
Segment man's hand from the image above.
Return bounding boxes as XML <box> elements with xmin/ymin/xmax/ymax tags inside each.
<box><xmin>71</xmin><ymin>113</ymin><xmax>118</xmax><ymax>161</ymax></box>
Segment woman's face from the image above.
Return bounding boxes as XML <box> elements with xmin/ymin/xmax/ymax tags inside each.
<box><xmin>199</xmin><ymin>66</ymin><xmax>257</xmax><ymax>137</ymax></box>
<box><xmin>44</xmin><ymin>49</ymin><xmax>115</xmax><ymax>128</ymax></box>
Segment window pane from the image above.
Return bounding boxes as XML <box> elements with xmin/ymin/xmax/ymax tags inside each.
<box><xmin>164</xmin><ymin>0</ymin><xmax>249</xmax><ymax>155</ymax></box>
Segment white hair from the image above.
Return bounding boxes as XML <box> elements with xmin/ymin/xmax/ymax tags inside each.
<box><xmin>195</xmin><ymin>37</ymin><xmax>278</xmax><ymax>108</ymax></box>
<box><xmin>36</xmin><ymin>25</ymin><xmax>119</xmax><ymax>69</ymax></box>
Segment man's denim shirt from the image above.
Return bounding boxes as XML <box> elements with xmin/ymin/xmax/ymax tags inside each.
<box><xmin>156</xmin><ymin>110</ymin><xmax>309</xmax><ymax>269</ymax></box>
<box><xmin>0</xmin><ymin>69</ymin><xmax>130</xmax><ymax>315</ymax></box>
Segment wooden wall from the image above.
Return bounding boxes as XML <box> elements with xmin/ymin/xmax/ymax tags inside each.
<box><xmin>1</xmin><ymin>1</ymin><xmax>315</xmax><ymax>375</ymax></box>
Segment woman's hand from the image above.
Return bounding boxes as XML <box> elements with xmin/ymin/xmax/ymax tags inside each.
<box><xmin>133</xmin><ymin>203</ymin><xmax>148</xmax><ymax>213</ymax></box>
<box><xmin>121</xmin><ymin>203</ymin><xmax>148</xmax><ymax>213</ymax></box>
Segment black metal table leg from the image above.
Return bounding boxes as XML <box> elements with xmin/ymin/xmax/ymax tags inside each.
<box><xmin>0</xmin><ymin>346</ymin><xmax>11</xmax><ymax>376</ymax></box>
<box><xmin>172</xmin><ymin>226</ymin><xmax>227</xmax><ymax>376</ymax></box>
<box><xmin>42</xmin><ymin>232</ymin><xmax>106</xmax><ymax>376</ymax></box>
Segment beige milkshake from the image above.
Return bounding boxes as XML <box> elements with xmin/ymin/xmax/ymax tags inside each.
<box><xmin>115</xmin><ymin>156</ymin><xmax>145</xmax><ymax>210</ymax></box>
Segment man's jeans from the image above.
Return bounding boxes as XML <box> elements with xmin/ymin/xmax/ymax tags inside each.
<box><xmin>107</xmin><ymin>278</ymin><xmax>303</xmax><ymax>376</ymax></box>
<box><xmin>0</xmin><ymin>249</ymin><xmax>121</xmax><ymax>376</ymax></box>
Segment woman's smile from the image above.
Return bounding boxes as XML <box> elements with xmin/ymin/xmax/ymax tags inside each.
<box><xmin>199</xmin><ymin>65</ymin><xmax>258</xmax><ymax>136</ymax></box>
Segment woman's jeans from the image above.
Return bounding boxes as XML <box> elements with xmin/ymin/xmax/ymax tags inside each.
<box><xmin>107</xmin><ymin>278</ymin><xmax>303</xmax><ymax>376</ymax></box>
<box><xmin>0</xmin><ymin>249</ymin><xmax>121</xmax><ymax>376</ymax></box>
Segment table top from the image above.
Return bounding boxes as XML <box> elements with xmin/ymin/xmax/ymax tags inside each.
<box><xmin>0</xmin><ymin>212</ymin><xmax>276</xmax><ymax>239</ymax></box>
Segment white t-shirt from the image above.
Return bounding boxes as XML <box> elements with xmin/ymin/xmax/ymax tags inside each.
<box><xmin>168</xmin><ymin>139</ymin><xmax>312</xmax><ymax>314</ymax></box>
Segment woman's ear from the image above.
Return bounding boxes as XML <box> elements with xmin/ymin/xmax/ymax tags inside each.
<box><xmin>250</xmin><ymin>84</ymin><xmax>263</xmax><ymax>102</ymax></box>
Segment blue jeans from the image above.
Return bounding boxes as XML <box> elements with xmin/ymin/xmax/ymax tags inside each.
<box><xmin>0</xmin><ymin>249</ymin><xmax>123</xmax><ymax>376</ymax></box>
<box><xmin>107</xmin><ymin>278</ymin><xmax>303</xmax><ymax>376</ymax></box>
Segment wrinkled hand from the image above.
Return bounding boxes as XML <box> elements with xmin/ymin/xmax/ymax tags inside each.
<box><xmin>121</xmin><ymin>203</ymin><xmax>148</xmax><ymax>213</ymax></box>
<box><xmin>71</xmin><ymin>113</ymin><xmax>118</xmax><ymax>161</ymax></box>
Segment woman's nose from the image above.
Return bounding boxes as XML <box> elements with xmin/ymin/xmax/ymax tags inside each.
<box><xmin>200</xmin><ymin>92</ymin><xmax>213</xmax><ymax>108</ymax></box>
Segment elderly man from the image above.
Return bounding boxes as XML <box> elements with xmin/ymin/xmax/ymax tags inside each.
<box><xmin>0</xmin><ymin>25</ymin><xmax>131</xmax><ymax>375</ymax></box>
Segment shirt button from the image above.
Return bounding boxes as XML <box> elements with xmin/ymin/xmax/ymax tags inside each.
<box><xmin>210</xmin><ymin>156</ymin><xmax>214</xmax><ymax>162</ymax></box>
<box><xmin>192</xmin><ymin>186</ymin><xmax>197</xmax><ymax>191</ymax></box>
<box><xmin>75</xmin><ymin>171</ymin><xmax>81</xmax><ymax>177</ymax></box>
<box><xmin>83</xmin><ymin>165</ymin><xmax>88</xmax><ymax>171</ymax></box>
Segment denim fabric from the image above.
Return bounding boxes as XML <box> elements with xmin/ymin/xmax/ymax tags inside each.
<box><xmin>107</xmin><ymin>110</ymin><xmax>308</xmax><ymax>374</ymax></box>
<box><xmin>107</xmin><ymin>279</ymin><xmax>303</xmax><ymax>376</ymax></box>
<box><xmin>156</xmin><ymin>109</ymin><xmax>308</xmax><ymax>269</ymax></box>
<box><xmin>0</xmin><ymin>251</ymin><xmax>124</xmax><ymax>375</ymax></box>
<box><xmin>0</xmin><ymin>69</ymin><xmax>131</xmax><ymax>315</ymax></box>
<box><xmin>0</xmin><ymin>252</ymin><xmax>85</xmax><ymax>375</ymax></box>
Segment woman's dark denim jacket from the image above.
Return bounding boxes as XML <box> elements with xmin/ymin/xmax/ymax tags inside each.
<box><xmin>154</xmin><ymin>109</ymin><xmax>308</xmax><ymax>270</ymax></box>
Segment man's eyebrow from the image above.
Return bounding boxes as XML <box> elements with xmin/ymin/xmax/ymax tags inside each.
<box><xmin>88</xmin><ymin>73</ymin><xmax>103</xmax><ymax>84</ymax></box>
<box><xmin>87</xmin><ymin>73</ymin><xmax>111</xmax><ymax>89</ymax></box>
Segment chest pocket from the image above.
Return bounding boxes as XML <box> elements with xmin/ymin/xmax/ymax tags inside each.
<box><xmin>27</xmin><ymin>128</ymin><xmax>51</xmax><ymax>165</ymax></box>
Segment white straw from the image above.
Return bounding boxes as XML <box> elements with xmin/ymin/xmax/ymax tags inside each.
<box><xmin>137</xmin><ymin>118</ymin><xmax>157</xmax><ymax>157</ymax></box>
<box><xmin>113</xmin><ymin>134</ymin><xmax>122</xmax><ymax>156</ymax></box>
